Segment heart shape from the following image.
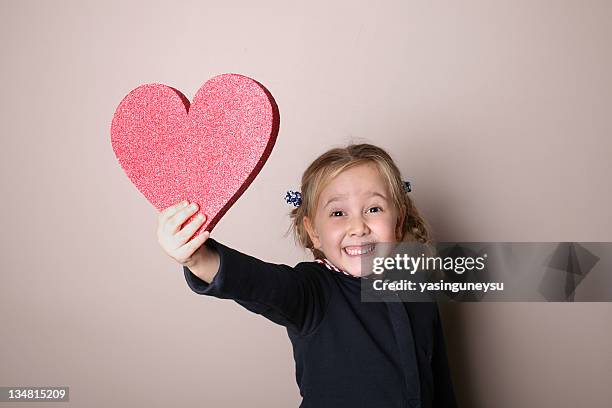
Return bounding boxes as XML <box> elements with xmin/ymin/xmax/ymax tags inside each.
<box><xmin>111</xmin><ymin>73</ymin><xmax>280</xmax><ymax>236</ymax></box>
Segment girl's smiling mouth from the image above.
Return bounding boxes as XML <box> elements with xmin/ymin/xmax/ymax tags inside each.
<box><xmin>343</xmin><ymin>243</ymin><xmax>376</xmax><ymax>256</ymax></box>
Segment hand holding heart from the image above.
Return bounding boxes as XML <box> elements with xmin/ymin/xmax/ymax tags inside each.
<box><xmin>156</xmin><ymin>199</ymin><xmax>213</xmax><ymax>275</ymax></box>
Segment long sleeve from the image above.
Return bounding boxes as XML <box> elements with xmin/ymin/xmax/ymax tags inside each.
<box><xmin>431</xmin><ymin>305</ymin><xmax>458</xmax><ymax>407</ymax></box>
<box><xmin>183</xmin><ymin>238</ymin><xmax>330</xmax><ymax>336</ymax></box>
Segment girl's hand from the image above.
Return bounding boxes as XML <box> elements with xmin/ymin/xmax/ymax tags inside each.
<box><xmin>157</xmin><ymin>200</ymin><xmax>210</xmax><ymax>269</ymax></box>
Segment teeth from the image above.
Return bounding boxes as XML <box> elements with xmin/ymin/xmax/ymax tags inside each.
<box><xmin>344</xmin><ymin>244</ymin><xmax>375</xmax><ymax>256</ymax></box>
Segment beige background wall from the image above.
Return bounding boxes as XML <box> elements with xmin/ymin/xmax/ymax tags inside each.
<box><xmin>1</xmin><ymin>0</ymin><xmax>611</xmax><ymax>407</ymax></box>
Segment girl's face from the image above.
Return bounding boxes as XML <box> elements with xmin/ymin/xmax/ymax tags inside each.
<box><xmin>304</xmin><ymin>162</ymin><xmax>403</xmax><ymax>277</ymax></box>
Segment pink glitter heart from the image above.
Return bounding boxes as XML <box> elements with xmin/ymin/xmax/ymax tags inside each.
<box><xmin>111</xmin><ymin>73</ymin><xmax>280</xmax><ymax>237</ymax></box>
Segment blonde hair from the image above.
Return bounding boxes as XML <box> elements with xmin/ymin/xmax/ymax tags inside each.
<box><xmin>286</xmin><ymin>143</ymin><xmax>431</xmax><ymax>260</ymax></box>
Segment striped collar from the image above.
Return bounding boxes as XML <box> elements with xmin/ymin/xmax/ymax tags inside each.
<box><xmin>315</xmin><ymin>258</ymin><xmax>362</xmax><ymax>279</ymax></box>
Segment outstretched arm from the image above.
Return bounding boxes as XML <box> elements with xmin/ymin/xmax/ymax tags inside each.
<box><xmin>156</xmin><ymin>200</ymin><xmax>330</xmax><ymax>336</ymax></box>
<box><xmin>184</xmin><ymin>238</ymin><xmax>330</xmax><ymax>336</ymax></box>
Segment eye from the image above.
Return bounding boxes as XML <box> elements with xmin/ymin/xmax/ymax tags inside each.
<box><xmin>367</xmin><ymin>206</ymin><xmax>382</xmax><ymax>213</ymax></box>
<box><xmin>330</xmin><ymin>210</ymin><xmax>344</xmax><ymax>217</ymax></box>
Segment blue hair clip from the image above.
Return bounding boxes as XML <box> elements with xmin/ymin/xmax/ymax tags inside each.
<box><xmin>285</xmin><ymin>190</ymin><xmax>302</xmax><ymax>207</ymax></box>
<box><xmin>285</xmin><ymin>181</ymin><xmax>411</xmax><ymax>207</ymax></box>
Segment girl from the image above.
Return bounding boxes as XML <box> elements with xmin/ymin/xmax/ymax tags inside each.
<box><xmin>157</xmin><ymin>143</ymin><xmax>457</xmax><ymax>408</ymax></box>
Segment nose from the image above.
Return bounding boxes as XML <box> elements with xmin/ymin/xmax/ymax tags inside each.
<box><xmin>348</xmin><ymin>215</ymin><xmax>370</xmax><ymax>237</ymax></box>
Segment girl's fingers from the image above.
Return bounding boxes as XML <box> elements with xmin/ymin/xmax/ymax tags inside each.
<box><xmin>158</xmin><ymin>201</ymin><xmax>189</xmax><ymax>235</ymax></box>
<box><xmin>166</xmin><ymin>202</ymin><xmax>200</xmax><ymax>234</ymax></box>
<box><xmin>160</xmin><ymin>200</ymin><xmax>189</xmax><ymax>222</ymax></box>
<box><xmin>156</xmin><ymin>200</ymin><xmax>210</xmax><ymax>266</ymax></box>
<box><xmin>174</xmin><ymin>212</ymin><xmax>207</xmax><ymax>246</ymax></box>
<box><xmin>178</xmin><ymin>230</ymin><xmax>210</xmax><ymax>261</ymax></box>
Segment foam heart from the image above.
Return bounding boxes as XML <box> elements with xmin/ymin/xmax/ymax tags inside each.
<box><xmin>111</xmin><ymin>73</ymin><xmax>280</xmax><ymax>237</ymax></box>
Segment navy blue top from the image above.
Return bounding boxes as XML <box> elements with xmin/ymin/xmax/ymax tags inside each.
<box><xmin>183</xmin><ymin>238</ymin><xmax>457</xmax><ymax>408</ymax></box>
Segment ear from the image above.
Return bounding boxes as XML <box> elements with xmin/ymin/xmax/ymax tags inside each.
<box><xmin>303</xmin><ymin>216</ymin><xmax>322</xmax><ymax>249</ymax></box>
